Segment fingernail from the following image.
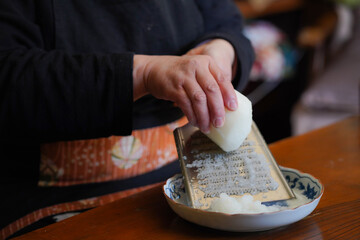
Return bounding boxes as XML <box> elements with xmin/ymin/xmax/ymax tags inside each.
<box><xmin>229</xmin><ymin>99</ymin><xmax>237</xmax><ymax>110</ymax></box>
<box><xmin>202</xmin><ymin>128</ymin><xmax>210</xmax><ymax>134</ymax></box>
<box><xmin>213</xmin><ymin>117</ymin><xmax>224</xmax><ymax>128</ymax></box>
<box><xmin>201</xmin><ymin>125</ymin><xmax>210</xmax><ymax>134</ymax></box>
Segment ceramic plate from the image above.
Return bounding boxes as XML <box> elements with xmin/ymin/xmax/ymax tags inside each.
<box><xmin>163</xmin><ymin>166</ymin><xmax>323</xmax><ymax>232</ymax></box>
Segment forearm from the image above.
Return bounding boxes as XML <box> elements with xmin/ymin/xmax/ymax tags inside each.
<box><xmin>0</xmin><ymin>49</ymin><xmax>133</xmax><ymax>142</ymax></box>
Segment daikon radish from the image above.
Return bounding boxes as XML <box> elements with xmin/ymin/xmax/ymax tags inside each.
<box><xmin>205</xmin><ymin>90</ymin><xmax>252</xmax><ymax>152</ymax></box>
<box><xmin>208</xmin><ymin>193</ymin><xmax>282</xmax><ymax>214</ymax></box>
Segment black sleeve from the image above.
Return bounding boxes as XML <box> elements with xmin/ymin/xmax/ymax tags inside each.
<box><xmin>193</xmin><ymin>0</ymin><xmax>255</xmax><ymax>91</ymax></box>
<box><xmin>0</xmin><ymin>1</ymin><xmax>133</xmax><ymax>142</ymax></box>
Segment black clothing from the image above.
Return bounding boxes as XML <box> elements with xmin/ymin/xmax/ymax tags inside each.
<box><xmin>0</xmin><ymin>0</ymin><xmax>254</xmax><ymax>237</ymax></box>
<box><xmin>0</xmin><ymin>0</ymin><xmax>254</xmax><ymax>142</ymax></box>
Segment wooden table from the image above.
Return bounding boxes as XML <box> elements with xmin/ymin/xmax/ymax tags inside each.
<box><xmin>15</xmin><ymin>116</ymin><xmax>360</xmax><ymax>239</ymax></box>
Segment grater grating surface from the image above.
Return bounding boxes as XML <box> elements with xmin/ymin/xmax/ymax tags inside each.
<box><xmin>174</xmin><ymin>121</ymin><xmax>295</xmax><ymax>209</ymax></box>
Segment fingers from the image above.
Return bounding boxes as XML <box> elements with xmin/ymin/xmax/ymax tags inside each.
<box><xmin>176</xmin><ymin>91</ymin><xmax>198</xmax><ymax>127</ymax></box>
<box><xmin>195</xmin><ymin>62</ymin><xmax>225</xmax><ymax>131</ymax></box>
<box><xmin>183</xmin><ymin>86</ymin><xmax>210</xmax><ymax>133</ymax></box>
<box><xmin>186</xmin><ymin>39</ymin><xmax>237</xmax><ymax>113</ymax></box>
<box><xmin>181</xmin><ymin>56</ymin><xmax>231</xmax><ymax>133</ymax></box>
<box><xmin>209</xmin><ymin>60</ymin><xmax>238</xmax><ymax>111</ymax></box>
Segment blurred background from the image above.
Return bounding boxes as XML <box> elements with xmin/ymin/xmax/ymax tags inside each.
<box><xmin>235</xmin><ymin>0</ymin><xmax>360</xmax><ymax>143</ymax></box>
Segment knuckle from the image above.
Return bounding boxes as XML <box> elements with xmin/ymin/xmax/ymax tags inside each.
<box><xmin>188</xmin><ymin>57</ymin><xmax>200</xmax><ymax>68</ymax></box>
<box><xmin>218</xmin><ymin>71</ymin><xmax>232</xmax><ymax>84</ymax></box>
<box><xmin>174</xmin><ymin>80</ymin><xmax>184</xmax><ymax>90</ymax></box>
<box><xmin>192</xmin><ymin>91</ymin><xmax>206</xmax><ymax>103</ymax></box>
<box><xmin>179</xmin><ymin>59</ymin><xmax>196</xmax><ymax>75</ymax></box>
<box><xmin>217</xmin><ymin>73</ymin><xmax>226</xmax><ymax>83</ymax></box>
<box><xmin>201</xmin><ymin>54</ymin><xmax>212</xmax><ymax>62</ymax></box>
<box><xmin>206</xmin><ymin>82</ymin><xmax>219</xmax><ymax>93</ymax></box>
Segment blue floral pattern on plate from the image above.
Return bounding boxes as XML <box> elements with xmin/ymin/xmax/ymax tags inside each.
<box><xmin>283</xmin><ymin>170</ymin><xmax>321</xmax><ymax>200</ymax></box>
<box><xmin>164</xmin><ymin>175</ymin><xmax>185</xmax><ymax>200</ymax></box>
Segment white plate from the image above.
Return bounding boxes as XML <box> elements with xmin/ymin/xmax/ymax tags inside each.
<box><xmin>163</xmin><ymin>166</ymin><xmax>323</xmax><ymax>232</ymax></box>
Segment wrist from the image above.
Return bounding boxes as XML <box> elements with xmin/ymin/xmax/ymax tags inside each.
<box><xmin>133</xmin><ymin>55</ymin><xmax>149</xmax><ymax>101</ymax></box>
<box><xmin>214</xmin><ymin>39</ymin><xmax>237</xmax><ymax>80</ymax></box>
<box><xmin>214</xmin><ymin>39</ymin><xmax>235</xmax><ymax>64</ymax></box>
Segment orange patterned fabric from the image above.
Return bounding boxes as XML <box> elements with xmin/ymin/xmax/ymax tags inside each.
<box><xmin>39</xmin><ymin>117</ymin><xmax>188</xmax><ymax>186</ymax></box>
<box><xmin>1</xmin><ymin>117</ymin><xmax>188</xmax><ymax>239</ymax></box>
<box><xmin>0</xmin><ymin>183</ymin><xmax>160</xmax><ymax>240</ymax></box>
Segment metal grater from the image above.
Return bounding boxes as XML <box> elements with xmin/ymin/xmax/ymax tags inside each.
<box><xmin>174</xmin><ymin>121</ymin><xmax>295</xmax><ymax>209</ymax></box>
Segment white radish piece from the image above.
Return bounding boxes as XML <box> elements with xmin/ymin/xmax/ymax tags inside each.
<box><xmin>205</xmin><ymin>90</ymin><xmax>252</xmax><ymax>152</ymax></box>
<box><xmin>208</xmin><ymin>193</ymin><xmax>282</xmax><ymax>214</ymax></box>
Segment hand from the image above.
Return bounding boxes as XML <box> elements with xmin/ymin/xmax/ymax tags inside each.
<box><xmin>185</xmin><ymin>39</ymin><xmax>237</xmax><ymax>84</ymax></box>
<box><xmin>133</xmin><ymin>54</ymin><xmax>238</xmax><ymax>133</ymax></box>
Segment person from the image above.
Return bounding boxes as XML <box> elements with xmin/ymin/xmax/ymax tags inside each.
<box><xmin>0</xmin><ymin>0</ymin><xmax>254</xmax><ymax>238</ymax></box>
